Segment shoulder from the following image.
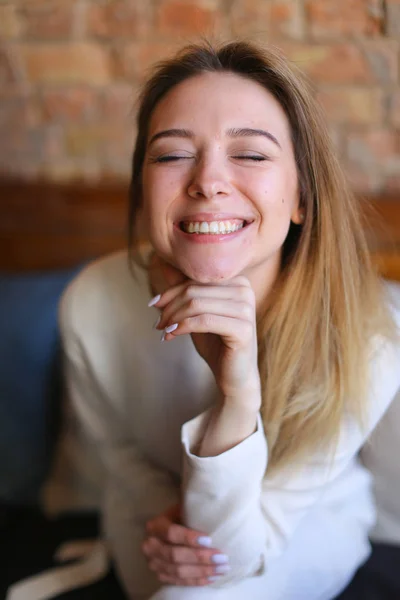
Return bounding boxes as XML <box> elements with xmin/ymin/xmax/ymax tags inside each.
<box><xmin>59</xmin><ymin>250</ymin><xmax>149</xmax><ymax>340</ymax></box>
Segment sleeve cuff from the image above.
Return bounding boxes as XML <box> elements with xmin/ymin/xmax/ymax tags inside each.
<box><xmin>181</xmin><ymin>409</ymin><xmax>268</xmax><ymax>480</ymax></box>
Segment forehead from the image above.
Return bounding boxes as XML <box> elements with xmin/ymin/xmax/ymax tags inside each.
<box><xmin>148</xmin><ymin>71</ymin><xmax>292</xmax><ymax>141</ymax></box>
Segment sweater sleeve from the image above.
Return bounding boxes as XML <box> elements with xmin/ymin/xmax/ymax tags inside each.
<box><xmin>181</xmin><ymin>330</ymin><xmax>400</xmax><ymax>590</ymax></box>
<box><xmin>59</xmin><ymin>288</ymin><xmax>179</xmax><ymax>599</ymax></box>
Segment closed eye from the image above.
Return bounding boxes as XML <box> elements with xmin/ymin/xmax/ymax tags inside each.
<box><xmin>233</xmin><ymin>155</ymin><xmax>268</xmax><ymax>162</ymax></box>
<box><xmin>153</xmin><ymin>155</ymin><xmax>193</xmax><ymax>163</ymax></box>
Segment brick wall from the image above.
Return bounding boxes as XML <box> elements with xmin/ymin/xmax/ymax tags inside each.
<box><xmin>0</xmin><ymin>0</ymin><xmax>399</xmax><ymax>193</ymax></box>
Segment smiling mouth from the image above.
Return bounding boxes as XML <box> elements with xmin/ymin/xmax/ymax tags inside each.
<box><xmin>179</xmin><ymin>219</ymin><xmax>249</xmax><ymax>235</ymax></box>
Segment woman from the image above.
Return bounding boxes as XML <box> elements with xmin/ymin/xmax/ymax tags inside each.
<box><xmin>60</xmin><ymin>41</ymin><xmax>400</xmax><ymax>599</ymax></box>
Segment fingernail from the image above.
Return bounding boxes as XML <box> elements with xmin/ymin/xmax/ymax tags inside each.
<box><xmin>197</xmin><ymin>536</ymin><xmax>213</xmax><ymax>548</ymax></box>
<box><xmin>164</xmin><ymin>323</ymin><xmax>178</xmax><ymax>334</ymax></box>
<box><xmin>148</xmin><ymin>294</ymin><xmax>161</xmax><ymax>307</ymax></box>
<box><xmin>160</xmin><ymin>331</ymin><xmax>166</xmax><ymax>342</ymax></box>
<box><xmin>211</xmin><ymin>554</ymin><xmax>229</xmax><ymax>564</ymax></box>
<box><xmin>215</xmin><ymin>565</ymin><xmax>231</xmax><ymax>574</ymax></box>
<box><xmin>153</xmin><ymin>315</ymin><xmax>161</xmax><ymax>329</ymax></box>
<box><xmin>208</xmin><ymin>576</ymin><xmax>222</xmax><ymax>582</ymax></box>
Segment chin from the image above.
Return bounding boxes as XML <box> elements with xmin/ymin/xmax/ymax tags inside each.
<box><xmin>178</xmin><ymin>258</ymin><xmax>243</xmax><ymax>284</ymax></box>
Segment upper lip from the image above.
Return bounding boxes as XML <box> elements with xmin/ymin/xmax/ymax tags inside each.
<box><xmin>178</xmin><ymin>213</ymin><xmax>253</xmax><ymax>223</ymax></box>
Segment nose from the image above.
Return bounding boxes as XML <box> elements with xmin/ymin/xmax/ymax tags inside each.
<box><xmin>187</xmin><ymin>156</ymin><xmax>232</xmax><ymax>200</ymax></box>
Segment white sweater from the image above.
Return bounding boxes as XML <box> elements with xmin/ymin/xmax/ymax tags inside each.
<box><xmin>59</xmin><ymin>251</ymin><xmax>400</xmax><ymax>600</ymax></box>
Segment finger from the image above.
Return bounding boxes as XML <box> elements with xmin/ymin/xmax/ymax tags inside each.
<box><xmin>158</xmin><ymin>573</ymin><xmax>210</xmax><ymax>586</ymax></box>
<box><xmin>148</xmin><ymin>557</ymin><xmax>228</xmax><ymax>581</ymax></box>
<box><xmin>158</xmin><ymin>297</ymin><xmax>253</xmax><ymax>333</ymax></box>
<box><xmin>145</xmin><ymin>516</ymin><xmax>213</xmax><ymax>549</ymax></box>
<box><xmin>163</xmin><ymin>314</ymin><xmax>254</xmax><ymax>349</ymax></box>
<box><xmin>151</xmin><ymin>276</ymin><xmax>253</xmax><ymax>311</ymax></box>
<box><xmin>143</xmin><ymin>536</ymin><xmax>228</xmax><ymax>566</ymax></box>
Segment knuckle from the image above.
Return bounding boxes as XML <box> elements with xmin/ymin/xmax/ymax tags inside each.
<box><xmin>243</xmin><ymin>286</ymin><xmax>255</xmax><ymax>304</ymax></box>
<box><xmin>240</xmin><ymin>301</ymin><xmax>253</xmax><ymax>320</ymax></box>
<box><xmin>176</xmin><ymin>565</ymin><xmax>188</xmax><ymax>579</ymax></box>
<box><xmin>197</xmin><ymin>551</ymin><xmax>212</xmax><ymax>565</ymax></box>
<box><xmin>165</xmin><ymin>525</ymin><xmax>176</xmax><ymax>544</ymax></box>
<box><xmin>169</xmin><ymin>547</ymin><xmax>180</xmax><ymax>564</ymax></box>
<box><xmin>199</xmin><ymin>313</ymin><xmax>214</xmax><ymax>329</ymax></box>
<box><xmin>188</xmin><ymin>296</ymin><xmax>202</xmax><ymax>311</ymax></box>
<box><xmin>160</xmin><ymin>544</ymin><xmax>171</xmax><ymax>562</ymax></box>
<box><xmin>234</xmin><ymin>275</ymin><xmax>251</xmax><ymax>289</ymax></box>
<box><xmin>184</xmin><ymin>284</ymin><xmax>196</xmax><ymax>299</ymax></box>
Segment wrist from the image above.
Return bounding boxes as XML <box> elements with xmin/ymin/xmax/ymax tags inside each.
<box><xmin>221</xmin><ymin>386</ymin><xmax>262</xmax><ymax>413</ymax></box>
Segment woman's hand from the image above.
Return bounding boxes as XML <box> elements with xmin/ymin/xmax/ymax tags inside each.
<box><xmin>151</xmin><ymin>275</ymin><xmax>261</xmax><ymax>406</ymax></box>
<box><xmin>142</xmin><ymin>503</ymin><xmax>230</xmax><ymax>586</ymax></box>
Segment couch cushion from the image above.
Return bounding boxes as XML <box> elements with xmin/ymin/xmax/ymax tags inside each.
<box><xmin>0</xmin><ymin>266</ymin><xmax>81</xmax><ymax>505</ymax></box>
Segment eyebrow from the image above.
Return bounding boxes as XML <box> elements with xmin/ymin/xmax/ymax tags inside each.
<box><xmin>148</xmin><ymin>127</ymin><xmax>282</xmax><ymax>149</ymax></box>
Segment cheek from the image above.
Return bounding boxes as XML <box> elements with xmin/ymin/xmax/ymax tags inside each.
<box><xmin>258</xmin><ymin>166</ymin><xmax>298</xmax><ymax>217</ymax></box>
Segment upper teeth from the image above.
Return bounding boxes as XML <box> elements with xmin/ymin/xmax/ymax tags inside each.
<box><xmin>183</xmin><ymin>221</ymin><xmax>245</xmax><ymax>234</ymax></box>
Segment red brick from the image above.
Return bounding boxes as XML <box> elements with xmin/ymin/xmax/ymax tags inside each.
<box><xmin>346</xmin><ymin>129</ymin><xmax>400</xmax><ymax>173</ymax></box>
<box><xmin>345</xmin><ymin>167</ymin><xmax>383</xmax><ymax>194</ymax></box>
<box><xmin>102</xmin><ymin>126</ymin><xmax>134</xmax><ymax>176</ymax></box>
<box><xmin>156</xmin><ymin>0</ymin><xmax>222</xmax><ymax>36</ymax></box>
<box><xmin>269</xmin><ymin>0</ymin><xmax>305</xmax><ymax>40</ymax></box>
<box><xmin>41</xmin><ymin>87</ymin><xmax>99</xmax><ymax>122</ymax></box>
<box><xmin>281</xmin><ymin>42</ymin><xmax>391</xmax><ymax>85</ymax></box>
<box><xmin>0</xmin><ymin>5</ymin><xmax>22</xmax><ymax>38</ymax></box>
<box><xmin>19</xmin><ymin>1</ymin><xmax>77</xmax><ymax>40</ymax></box>
<box><xmin>230</xmin><ymin>0</ymin><xmax>271</xmax><ymax>36</ymax></box>
<box><xmin>386</xmin><ymin>1</ymin><xmax>400</xmax><ymax>37</ymax></box>
<box><xmin>100</xmin><ymin>84</ymin><xmax>135</xmax><ymax>121</ymax></box>
<box><xmin>113</xmin><ymin>41</ymin><xmax>180</xmax><ymax>81</ymax></box>
<box><xmin>361</xmin><ymin>40</ymin><xmax>399</xmax><ymax>84</ymax></box>
<box><xmin>21</xmin><ymin>43</ymin><xmax>111</xmax><ymax>85</ymax></box>
<box><xmin>65</xmin><ymin>123</ymin><xmax>125</xmax><ymax>157</ymax></box>
<box><xmin>0</xmin><ymin>93</ymin><xmax>39</xmax><ymax>130</ymax></box>
<box><xmin>0</xmin><ymin>45</ymin><xmax>22</xmax><ymax>86</ymax></box>
<box><xmin>86</xmin><ymin>0</ymin><xmax>149</xmax><ymax>39</ymax></box>
<box><xmin>317</xmin><ymin>88</ymin><xmax>385</xmax><ymax>125</ymax></box>
<box><xmin>389</xmin><ymin>92</ymin><xmax>400</xmax><ymax>128</ymax></box>
<box><xmin>305</xmin><ymin>0</ymin><xmax>384</xmax><ymax>39</ymax></box>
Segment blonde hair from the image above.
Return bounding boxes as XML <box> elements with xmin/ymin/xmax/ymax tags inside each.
<box><xmin>128</xmin><ymin>40</ymin><xmax>395</xmax><ymax>472</ymax></box>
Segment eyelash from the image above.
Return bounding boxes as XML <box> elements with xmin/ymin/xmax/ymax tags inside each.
<box><xmin>154</xmin><ymin>155</ymin><xmax>268</xmax><ymax>163</ymax></box>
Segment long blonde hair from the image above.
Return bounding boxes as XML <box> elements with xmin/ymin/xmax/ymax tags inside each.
<box><xmin>128</xmin><ymin>40</ymin><xmax>394</xmax><ymax>472</ymax></box>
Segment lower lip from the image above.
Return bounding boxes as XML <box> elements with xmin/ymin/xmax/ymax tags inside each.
<box><xmin>175</xmin><ymin>223</ymin><xmax>251</xmax><ymax>243</ymax></box>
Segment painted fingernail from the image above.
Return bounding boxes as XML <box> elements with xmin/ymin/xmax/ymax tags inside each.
<box><xmin>148</xmin><ymin>294</ymin><xmax>161</xmax><ymax>307</ymax></box>
<box><xmin>164</xmin><ymin>323</ymin><xmax>178</xmax><ymax>334</ymax></box>
<box><xmin>160</xmin><ymin>331</ymin><xmax>166</xmax><ymax>342</ymax></box>
<box><xmin>211</xmin><ymin>554</ymin><xmax>229</xmax><ymax>564</ymax></box>
<box><xmin>197</xmin><ymin>536</ymin><xmax>213</xmax><ymax>548</ymax></box>
<box><xmin>215</xmin><ymin>565</ymin><xmax>231</xmax><ymax>574</ymax></box>
<box><xmin>153</xmin><ymin>315</ymin><xmax>161</xmax><ymax>329</ymax></box>
<box><xmin>208</xmin><ymin>576</ymin><xmax>222</xmax><ymax>582</ymax></box>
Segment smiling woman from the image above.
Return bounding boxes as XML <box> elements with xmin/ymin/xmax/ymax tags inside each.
<box><xmin>59</xmin><ymin>41</ymin><xmax>400</xmax><ymax>600</ymax></box>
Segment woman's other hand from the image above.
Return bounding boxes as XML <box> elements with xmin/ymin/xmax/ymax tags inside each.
<box><xmin>142</xmin><ymin>503</ymin><xmax>230</xmax><ymax>586</ymax></box>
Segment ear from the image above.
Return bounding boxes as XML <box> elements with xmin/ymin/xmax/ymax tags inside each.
<box><xmin>290</xmin><ymin>188</ymin><xmax>304</xmax><ymax>225</ymax></box>
<box><xmin>291</xmin><ymin>205</ymin><xmax>305</xmax><ymax>225</ymax></box>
